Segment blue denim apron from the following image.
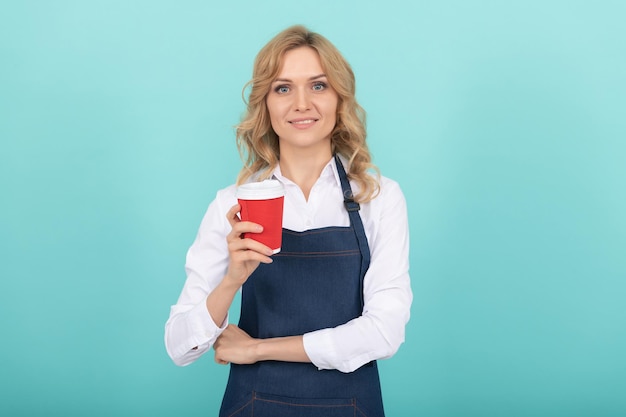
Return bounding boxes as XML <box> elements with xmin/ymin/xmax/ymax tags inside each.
<box><xmin>219</xmin><ymin>156</ymin><xmax>385</xmax><ymax>417</ymax></box>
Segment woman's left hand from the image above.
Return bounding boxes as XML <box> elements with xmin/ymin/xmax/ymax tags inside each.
<box><xmin>214</xmin><ymin>325</ymin><xmax>259</xmax><ymax>365</ymax></box>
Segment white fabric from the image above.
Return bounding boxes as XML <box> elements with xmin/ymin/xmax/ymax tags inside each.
<box><xmin>164</xmin><ymin>157</ymin><xmax>412</xmax><ymax>372</ymax></box>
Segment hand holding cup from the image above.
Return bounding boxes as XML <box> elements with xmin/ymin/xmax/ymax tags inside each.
<box><xmin>236</xmin><ymin>180</ymin><xmax>285</xmax><ymax>254</ymax></box>
<box><xmin>223</xmin><ymin>180</ymin><xmax>285</xmax><ymax>287</ymax></box>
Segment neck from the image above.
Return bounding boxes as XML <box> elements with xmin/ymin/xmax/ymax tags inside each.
<box><xmin>279</xmin><ymin>147</ymin><xmax>333</xmax><ymax>201</ymax></box>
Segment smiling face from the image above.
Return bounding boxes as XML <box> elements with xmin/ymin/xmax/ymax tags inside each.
<box><xmin>266</xmin><ymin>46</ymin><xmax>339</xmax><ymax>157</ymax></box>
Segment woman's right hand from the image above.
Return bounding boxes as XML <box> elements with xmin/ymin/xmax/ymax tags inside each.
<box><xmin>224</xmin><ymin>204</ymin><xmax>274</xmax><ymax>288</ymax></box>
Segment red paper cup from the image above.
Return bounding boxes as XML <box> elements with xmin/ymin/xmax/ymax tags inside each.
<box><xmin>237</xmin><ymin>180</ymin><xmax>285</xmax><ymax>254</ymax></box>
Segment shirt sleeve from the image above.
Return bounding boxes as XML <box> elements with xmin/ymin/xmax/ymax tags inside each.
<box><xmin>164</xmin><ymin>187</ymin><xmax>235</xmax><ymax>366</ymax></box>
<box><xmin>303</xmin><ymin>179</ymin><xmax>412</xmax><ymax>373</ymax></box>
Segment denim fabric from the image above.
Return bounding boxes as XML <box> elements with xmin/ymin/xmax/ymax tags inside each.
<box><xmin>219</xmin><ymin>157</ymin><xmax>384</xmax><ymax>417</ymax></box>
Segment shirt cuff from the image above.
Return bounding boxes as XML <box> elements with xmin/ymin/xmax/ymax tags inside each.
<box><xmin>303</xmin><ymin>329</ymin><xmax>373</xmax><ymax>373</ymax></box>
<box><xmin>173</xmin><ymin>300</ymin><xmax>228</xmax><ymax>361</ymax></box>
<box><xmin>303</xmin><ymin>329</ymin><xmax>333</xmax><ymax>370</ymax></box>
<box><xmin>192</xmin><ymin>298</ymin><xmax>228</xmax><ymax>337</ymax></box>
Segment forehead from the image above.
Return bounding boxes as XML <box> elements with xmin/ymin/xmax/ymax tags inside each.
<box><xmin>276</xmin><ymin>47</ymin><xmax>324</xmax><ymax>78</ymax></box>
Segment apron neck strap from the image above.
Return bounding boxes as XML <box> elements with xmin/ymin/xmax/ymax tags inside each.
<box><xmin>334</xmin><ymin>154</ymin><xmax>371</xmax><ymax>310</ymax></box>
<box><xmin>334</xmin><ymin>154</ymin><xmax>360</xmax><ymax>212</ymax></box>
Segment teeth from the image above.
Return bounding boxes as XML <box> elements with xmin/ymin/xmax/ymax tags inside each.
<box><xmin>292</xmin><ymin>119</ymin><xmax>315</xmax><ymax>125</ymax></box>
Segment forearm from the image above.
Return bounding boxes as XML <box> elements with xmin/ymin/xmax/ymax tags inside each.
<box><xmin>206</xmin><ymin>278</ymin><xmax>240</xmax><ymax>327</ymax></box>
<box><xmin>214</xmin><ymin>325</ymin><xmax>311</xmax><ymax>365</ymax></box>
<box><xmin>256</xmin><ymin>335</ymin><xmax>310</xmax><ymax>363</ymax></box>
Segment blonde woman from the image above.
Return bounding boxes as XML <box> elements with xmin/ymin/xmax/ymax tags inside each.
<box><xmin>165</xmin><ymin>25</ymin><xmax>412</xmax><ymax>417</ymax></box>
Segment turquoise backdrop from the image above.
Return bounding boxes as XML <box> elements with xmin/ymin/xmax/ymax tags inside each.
<box><xmin>1</xmin><ymin>1</ymin><xmax>625</xmax><ymax>416</ymax></box>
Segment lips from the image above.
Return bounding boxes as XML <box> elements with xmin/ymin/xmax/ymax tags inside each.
<box><xmin>289</xmin><ymin>118</ymin><xmax>318</xmax><ymax>125</ymax></box>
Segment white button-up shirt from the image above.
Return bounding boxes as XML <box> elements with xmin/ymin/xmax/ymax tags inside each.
<box><xmin>165</xmin><ymin>157</ymin><xmax>412</xmax><ymax>373</ymax></box>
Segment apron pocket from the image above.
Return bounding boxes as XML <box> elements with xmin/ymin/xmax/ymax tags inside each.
<box><xmin>222</xmin><ymin>393</ymin><xmax>253</xmax><ymax>417</ymax></box>
<box><xmin>252</xmin><ymin>391</ymin><xmax>360</xmax><ymax>417</ymax></box>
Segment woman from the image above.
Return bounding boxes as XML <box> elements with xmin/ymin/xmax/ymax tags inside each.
<box><xmin>165</xmin><ymin>25</ymin><xmax>412</xmax><ymax>416</ymax></box>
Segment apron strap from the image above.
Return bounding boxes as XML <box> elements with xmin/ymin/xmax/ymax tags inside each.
<box><xmin>334</xmin><ymin>154</ymin><xmax>371</xmax><ymax>310</ymax></box>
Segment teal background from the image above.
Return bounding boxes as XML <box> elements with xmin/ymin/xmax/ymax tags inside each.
<box><xmin>1</xmin><ymin>0</ymin><xmax>625</xmax><ymax>416</ymax></box>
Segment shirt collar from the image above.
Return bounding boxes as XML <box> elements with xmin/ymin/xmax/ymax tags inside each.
<box><xmin>270</xmin><ymin>155</ymin><xmax>344</xmax><ymax>188</ymax></box>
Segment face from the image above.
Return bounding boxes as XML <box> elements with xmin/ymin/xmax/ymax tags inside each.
<box><xmin>266</xmin><ymin>46</ymin><xmax>339</xmax><ymax>155</ymax></box>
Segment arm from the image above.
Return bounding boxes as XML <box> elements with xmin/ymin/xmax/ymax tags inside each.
<box><xmin>207</xmin><ymin>204</ymin><xmax>274</xmax><ymax>326</ymax></box>
<box><xmin>213</xmin><ymin>325</ymin><xmax>310</xmax><ymax>365</ymax></box>
<box><xmin>164</xmin><ymin>189</ymin><xmax>273</xmax><ymax>366</ymax></box>
<box><xmin>303</xmin><ymin>179</ymin><xmax>412</xmax><ymax>372</ymax></box>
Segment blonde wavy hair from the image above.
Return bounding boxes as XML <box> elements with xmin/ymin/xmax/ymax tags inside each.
<box><xmin>236</xmin><ymin>25</ymin><xmax>380</xmax><ymax>203</ymax></box>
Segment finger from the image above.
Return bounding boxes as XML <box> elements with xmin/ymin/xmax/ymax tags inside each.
<box><xmin>228</xmin><ymin>233</ymin><xmax>272</xmax><ymax>252</ymax></box>
<box><xmin>213</xmin><ymin>338</ymin><xmax>228</xmax><ymax>365</ymax></box>
<box><xmin>229</xmin><ymin>250</ymin><xmax>273</xmax><ymax>268</ymax></box>
<box><xmin>229</xmin><ymin>220</ymin><xmax>264</xmax><ymax>240</ymax></box>
<box><xmin>214</xmin><ymin>355</ymin><xmax>229</xmax><ymax>365</ymax></box>
<box><xmin>225</xmin><ymin>204</ymin><xmax>242</xmax><ymax>228</ymax></box>
<box><xmin>228</xmin><ymin>238</ymin><xmax>274</xmax><ymax>260</ymax></box>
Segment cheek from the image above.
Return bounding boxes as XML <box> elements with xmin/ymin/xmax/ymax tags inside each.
<box><xmin>266</xmin><ymin>102</ymin><xmax>284</xmax><ymax>135</ymax></box>
<box><xmin>325</xmin><ymin>99</ymin><xmax>339</xmax><ymax>123</ymax></box>
<box><xmin>267</xmin><ymin>98</ymin><xmax>287</xmax><ymax>119</ymax></box>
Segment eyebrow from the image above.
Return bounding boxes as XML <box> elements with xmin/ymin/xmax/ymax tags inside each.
<box><xmin>272</xmin><ymin>74</ymin><xmax>327</xmax><ymax>83</ymax></box>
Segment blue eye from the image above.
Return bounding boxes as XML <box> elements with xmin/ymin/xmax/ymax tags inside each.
<box><xmin>312</xmin><ymin>82</ymin><xmax>326</xmax><ymax>91</ymax></box>
<box><xmin>275</xmin><ymin>85</ymin><xmax>290</xmax><ymax>94</ymax></box>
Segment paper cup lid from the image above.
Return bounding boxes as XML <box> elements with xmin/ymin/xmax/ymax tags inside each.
<box><xmin>236</xmin><ymin>180</ymin><xmax>284</xmax><ymax>200</ymax></box>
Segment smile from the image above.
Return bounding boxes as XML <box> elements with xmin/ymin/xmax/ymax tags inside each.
<box><xmin>289</xmin><ymin>119</ymin><xmax>318</xmax><ymax>125</ymax></box>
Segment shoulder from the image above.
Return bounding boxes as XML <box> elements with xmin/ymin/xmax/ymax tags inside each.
<box><xmin>214</xmin><ymin>183</ymin><xmax>238</xmax><ymax>205</ymax></box>
<box><xmin>357</xmin><ymin>173</ymin><xmax>409</xmax><ymax>253</ymax></box>
<box><xmin>358</xmin><ymin>173</ymin><xmax>407</xmax><ymax>221</ymax></box>
<box><xmin>369</xmin><ymin>174</ymin><xmax>406</xmax><ymax>207</ymax></box>
<box><xmin>197</xmin><ymin>183</ymin><xmax>238</xmax><ymax>230</ymax></box>
<box><xmin>378</xmin><ymin>175</ymin><xmax>403</xmax><ymax>196</ymax></box>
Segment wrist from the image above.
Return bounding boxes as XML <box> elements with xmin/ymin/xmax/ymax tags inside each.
<box><xmin>253</xmin><ymin>336</ymin><xmax>309</xmax><ymax>363</ymax></box>
<box><xmin>218</xmin><ymin>275</ymin><xmax>242</xmax><ymax>295</ymax></box>
<box><xmin>252</xmin><ymin>339</ymin><xmax>265</xmax><ymax>362</ymax></box>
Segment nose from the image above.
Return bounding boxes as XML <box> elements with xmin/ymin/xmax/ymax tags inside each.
<box><xmin>294</xmin><ymin>88</ymin><xmax>311</xmax><ymax>111</ymax></box>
